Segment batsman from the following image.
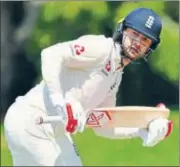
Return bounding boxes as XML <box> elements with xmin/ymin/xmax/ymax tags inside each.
<box><xmin>4</xmin><ymin>8</ymin><xmax>173</xmax><ymax>166</ymax></box>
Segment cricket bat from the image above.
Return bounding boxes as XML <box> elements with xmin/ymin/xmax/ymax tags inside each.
<box><xmin>36</xmin><ymin>103</ymin><xmax>170</xmax><ymax>129</ymax></box>
<box><xmin>86</xmin><ymin>105</ymin><xmax>170</xmax><ymax>128</ymax></box>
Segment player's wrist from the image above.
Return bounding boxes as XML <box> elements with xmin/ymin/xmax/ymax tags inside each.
<box><xmin>50</xmin><ymin>93</ymin><xmax>65</xmax><ymax>106</ymax></box>
<box><xmin>50</xmin><ymin>93</ymin><xmax>68</xmax><ymax>117</ymax></box>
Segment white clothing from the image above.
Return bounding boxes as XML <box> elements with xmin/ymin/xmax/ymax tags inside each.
<box><xmin>4</xmin><ymin>100</ymin><xmax>82</xmax><ymax>166</ymax></box>
<box><xmin>4</xmin><ymin>35</ymin><xmax>137</xmax><ymax>166</ymax></box>
<box><xmin>23</xmin><ymin>35</ymin><xmax>123</xmax><ymax>115</ymax></box>
<box><xmin>4</xmin><ymin>34</ymin><xmax>171</xmax><ymax>166</ymax></box>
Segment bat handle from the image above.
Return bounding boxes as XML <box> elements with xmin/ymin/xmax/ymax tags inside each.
<box><xmin>36</xmin><ymin>116</ymin><xmax>65</xmax><ymax>124</ymax></box>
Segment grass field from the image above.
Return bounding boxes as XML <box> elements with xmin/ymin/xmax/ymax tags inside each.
<box><xmin>1</xmin><ymin>110</ymin><xmax>179</xmax><ymax>166</ymax></box>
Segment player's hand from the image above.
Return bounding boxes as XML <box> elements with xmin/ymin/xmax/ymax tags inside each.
<box><xmin>138</xmin><ymin>118</ymin><xmax>173</xmax><ymax>147</ymax></box>
<box><xmin>55</xmin><ymin>98</ymin><xmax>86</xmax><ymax>134</ymax></box>
<box><xmin>65</xmin><ymin>97</ymin><xmax>87</xmax><ymax>134</ymax></box>
<box><xmin>50</xmin><ymin>94</ymin><xmax>86</xmax><ymax>134</ymax></box>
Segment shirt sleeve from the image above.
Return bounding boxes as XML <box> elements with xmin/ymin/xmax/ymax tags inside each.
<box><xmin>66</xmin><ymin>35</ymin><xmax>111</xmax><ymax>68</ymax></box>
<box><xmin>41</xmin><ymin>35</ymin><xmax>111</xmax><ymax>107</ymax></box>
<box><xmin>97</xmin><ymin>72</ymin><xmax>123</xmax><ymax>108</ymax></box>
<box><xmin>97</xmin><ymin>93</ymin><xmax>116</xmax><ymax>108</ymax></box>
<box><xmin>93</xmin><ymin>127</ymin><xmax>140</xmax><ymax>139</ymax></box>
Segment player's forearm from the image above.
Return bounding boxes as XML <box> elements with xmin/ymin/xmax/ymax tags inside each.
<box><xmin>41</xmin><ymin>42</ymin><xmax>72</xmax><ymax>104</ymax></box>
<box><xmin>112</xmin><ymin>127</ymin><xmax>140</xmax><ymax>139</ymax></box>
<box><xmin>93</xmin><ymin>127</ymin><xmax>140</xmax><ymax>139</ymax></box>
<box><xmin>41</xmin><ymin>43</ymin><xmax>68</xmax><ymax>110</ymax></box>
<box><xmin>41</xmin><ymin>44</ymin><xmax>66</xmax><ymax>92</ymax></box>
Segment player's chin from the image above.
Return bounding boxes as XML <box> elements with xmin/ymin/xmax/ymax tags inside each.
<box><xmin>126</xmin><ymin>52</ymin><xmax>138</xmax><ymax>61</ymax></box>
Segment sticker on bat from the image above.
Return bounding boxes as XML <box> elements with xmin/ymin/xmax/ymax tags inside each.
<box><xmin>86</xmin><ymin>111</ymin><xmax>112</xmax><ymax>127</ymax></box>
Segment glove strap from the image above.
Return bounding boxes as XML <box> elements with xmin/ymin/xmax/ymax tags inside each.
<box><xmin>165</xmin><ymin>121</ymin><xmax>173</xmax><ymax>138</ymax></box>
<box><xmin>65</xmin><ymin>103</ymin><xmax>78</xmax><ymax>133</ymax></box>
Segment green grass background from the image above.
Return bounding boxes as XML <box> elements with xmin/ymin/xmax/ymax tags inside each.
<box><xmin>1</xmin><ymin>110</ymin><xmax>179</xmax><ymax>166</ymax></box>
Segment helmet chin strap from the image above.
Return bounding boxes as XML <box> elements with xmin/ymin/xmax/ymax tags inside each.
<box><xmin>114</xmin><ymin>42</ymin><xmax>134</xmax><ymax>68</ymax></box>
<box><xmin>120</xmin><ymin>50</ymin><xmax>132</xmax><ymax>67</ymax></box>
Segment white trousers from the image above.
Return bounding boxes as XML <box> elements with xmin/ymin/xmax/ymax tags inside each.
<box><xmin>4</xmin><ymin>101</ymin><xmax>82</xmax><ymax>166</ymax></box>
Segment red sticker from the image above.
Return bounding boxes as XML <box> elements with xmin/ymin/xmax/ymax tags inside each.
<box><xmin>74</xmin><ymin>44</ymin><xmax>85</xmax><ymax>56</ymax></box>
<box><xmin>105</xmin><ymin>61</ymin><xmax>111</xmax><ymax>72</ymax></box>
<box><xmin>86</xmin><ymin>111</ymin><xmax>111</xmax><ymax>127</ymax></box>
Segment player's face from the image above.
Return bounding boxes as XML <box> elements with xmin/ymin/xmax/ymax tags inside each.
<box><xmin>122</xmin><ymin>28</ymin><xmax>152</xmax><ymax>61</ymax></box>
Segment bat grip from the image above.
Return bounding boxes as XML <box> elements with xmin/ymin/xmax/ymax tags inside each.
<box><xmin>36</xmin><ymin>116</ymin><xmax>65</xmax><ymax>124</ymax></box>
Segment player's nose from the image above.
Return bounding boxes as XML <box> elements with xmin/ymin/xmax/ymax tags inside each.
<box><xmin>134</xmin><ymin>41</ymin><xmax>141</xmax><ymax>51</ymax></box>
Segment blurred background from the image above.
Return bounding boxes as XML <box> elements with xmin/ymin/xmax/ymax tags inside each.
<box><xmin>1</xmin><ymin>1</ymin><xmax>179</xmax><ymax>166</ymax></box>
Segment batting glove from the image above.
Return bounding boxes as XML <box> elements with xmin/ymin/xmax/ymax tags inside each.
<box><xmin>138</xmin><ymin>118</ymin><xmax>173</xmax><ymax>147</ymax></box>
<box><xmin>50</xmin><ymin>94</ymin><xmax>86</xmax><ymax>134</ymax></box>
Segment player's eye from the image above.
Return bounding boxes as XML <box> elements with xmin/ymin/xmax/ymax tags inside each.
<box><xmin>142</xmin><ymin>37</ymin><xmax>149</xmax><ymax>41</ymax></box>
<box><xmin>142</xmin><ymin>37</ymin><xmax>152</xmax><ymax>45</ymax></box>
<box><xmin>132</xmin><ymin>31</ymin><xmax>138</xmax><ymax>36</ymax></box>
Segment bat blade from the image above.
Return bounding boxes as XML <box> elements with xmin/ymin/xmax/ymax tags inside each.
<box><xmin>86</xmin><ymin>106</ymin><xmax>170</xmax><ymax>128</ymax></box>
